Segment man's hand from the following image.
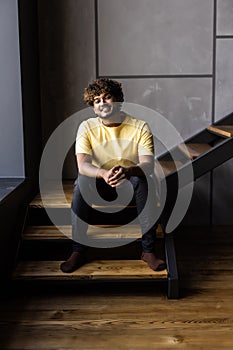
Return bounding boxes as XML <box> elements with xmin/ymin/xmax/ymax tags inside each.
<box><xmin>98</xmin><ymin>166</ymin><xmax>131</xmax><ymax>187</ymax></box>
<box><xmin>77</xmin><ymin>153</ymin><xmax>154</xmax><ymax>188</ymax></box>
<box><xmin>108</xmin><ymin>166</ymin><xmax>131</xmax><ymax>187</ymax></box>
<box><xmin>77</xmin><ymin>154</ymin><xmax>131</xmax><ymax>187</ymax></box>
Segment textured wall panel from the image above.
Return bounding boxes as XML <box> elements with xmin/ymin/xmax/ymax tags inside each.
<box><xmin>214</xmin><ymin>39</ymin><xmax>233</xmax><ymax>224</ymax></box>
<box><xmin>120</xmin><ymin>78</ymin><xmax>212</xmax><ymax>140</ymax></box>
<box><xmin>38</xmin><ymin>0</ymin><xmax>96</xmax><ymax>178</ymax></box>
<box><xmin>215</xmin><ymin>40</ymin><xmax>233</xmax><ymax>120</ymax></box>
<box><xmin>118</xmin><ymin>78</ymin><xmax>212</xmax><ymax>224</ymax></box>
<box><xmin>217</xmin><ymin>0</ymin><xmax>233</xmax><ymax>35</ymax></box>
<box><xmin>98</xmin><ymin>0</ymin><xmax>213</xmax><ymax>75</ymax></box>
<box><xmin>38</xmin><ymin>0</ymin><xmax>96</xmax><ymax>145</ymax></box>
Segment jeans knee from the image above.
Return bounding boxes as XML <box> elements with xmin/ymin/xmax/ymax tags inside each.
<box><xmin>130</xmin><ymin>175</ymin><xmax>149</xmax><ymax>190</ymax></box>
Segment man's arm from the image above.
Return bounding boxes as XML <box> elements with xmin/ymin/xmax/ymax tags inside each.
<box><xmin>129</xmin><ymin>154</ymin><xmax>154</xmax><ymax>176</ymax></box>
<box><xmin>76</xmin><ymin>153</ymin><xmax>120</xmax><ymax>185</ymax></box>
<box><xmin>77</xmin><ymin>153</ymin><xmax>154</xmax><ymax>188</ymax></box>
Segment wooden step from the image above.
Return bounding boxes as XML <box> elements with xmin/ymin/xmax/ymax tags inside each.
<box><xmin>30</xmin><ymin>182</ymin><xmax>73</xmax><ymax>208</ymax></box>
<box><xmin>157</xmin><ymin>160</ymin><xmax>183</xmax><ymax>176</ymax></box>
<box><xmin>30</xmin><ymin>182</ymin><xmax>136</xmax><ymax>209</ymax></box>
<box><xmin>178</xmin><ymin>143</ymin><xmax>212</xmax><ymax>159</ymax></box>
<box><xmin>22</xmin><ymin>224</ymin><xmax>164</xmax><ymax>240</ymax></box>
<box><xmin>22</xmin><ymin>225</ymin><xmax>71</xmax><ymax>240</ymax></box>
<box><xmin>13</xmin><ymin>260</ymin><xmax>168</xmax><ymax>280</ymax></box>
<box><xmin>207</xmin><ymin>125</ymin><xmax>233</xmax><ymax>137</ymax></box>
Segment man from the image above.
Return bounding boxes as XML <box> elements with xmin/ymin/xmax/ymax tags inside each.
<box><xmin>60</xmin><ymin>78</ymin><xmax>166</xmax><ymax>273</ymax></box>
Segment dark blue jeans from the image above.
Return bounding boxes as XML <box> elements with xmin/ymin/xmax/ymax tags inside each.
<box><xmin>71</xmin><ymin>174</ymin><xmax>158</xmax><ymax>253</ymax></box>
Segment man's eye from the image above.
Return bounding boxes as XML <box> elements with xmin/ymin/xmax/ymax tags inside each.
<box><xmin>94</xmin><ymin>99</ymin><xmax>100</xmax><ymax>104</ymax></box>
<box><xmin>105</xmin><ymin>94</ymin><xmax>112</xmax><ymax>100</ymax></box>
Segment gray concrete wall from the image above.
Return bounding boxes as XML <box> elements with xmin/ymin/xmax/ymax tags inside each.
<box><xmin>0</xmin><ymin>0</ymin><xmax>24</xmax><ymax>177</ymax></box>
<box><xmin>213</xmin><ymin>0</ymin><xmax>233</xmax><ymax>224</ymax></box>
<box><xmin>98</xmin><ymin>0</ymin><xmax>213</xmax><ymax>76</ymax></box>
<box><xmin>38</xmin><ymin>0</ymin><xmax>96</xmax><ymax>178</ymax></box>
<box><xmin>38</xmin><ymin>0</ymin><xmax>233</xmax><ymax>224</ymax></box>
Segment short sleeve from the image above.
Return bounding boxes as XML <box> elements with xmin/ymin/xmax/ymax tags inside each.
<box><xmin>75</xmin><ymin>121</ymin><xmax>92</xmax><ymax>155</ymax></box>
<box><xmin>138</xmin><ymin>122</ymin><xmax>154</xmax><ymax>157</ymax></box>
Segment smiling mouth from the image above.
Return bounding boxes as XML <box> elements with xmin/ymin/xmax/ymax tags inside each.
<box><xmin>99</xmin><ymin>105</ymin><xmax>112</xmax><ymax>113</ymax></box>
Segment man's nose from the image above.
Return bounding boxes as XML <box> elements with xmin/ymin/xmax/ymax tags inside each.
<box><xmin>99</xmin><ymin>98</ymin><xmax>106</xmax><ymax>105</ymax></box>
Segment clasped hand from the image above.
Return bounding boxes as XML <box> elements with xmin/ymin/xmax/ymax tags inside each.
<box><xmin>103</xmin><ymin>166</ymin><xmax>132</xmax><ymax>187</ymax></box>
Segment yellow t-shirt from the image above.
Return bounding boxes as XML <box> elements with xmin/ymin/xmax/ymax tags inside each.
<box><xmin>75</xmin><ymin>114</ymin><xmax>154</xmax><ymax>169</ymax></box>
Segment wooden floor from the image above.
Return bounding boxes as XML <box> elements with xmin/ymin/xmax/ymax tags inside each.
<box><xmin>0</xmin><ymin>225</ymin><xmax>233</xmax><ymax>349</ymax></box>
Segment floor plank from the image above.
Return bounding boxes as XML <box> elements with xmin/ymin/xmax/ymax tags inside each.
<box><xmin>1</xmin><ymin>223</ymin><xmax>233</xmax><ymax>349</ymax></box>
<box><xmin>0</xmin><ymin>324</ymin><xmax>233</xmax><ymax>350</ymax></box>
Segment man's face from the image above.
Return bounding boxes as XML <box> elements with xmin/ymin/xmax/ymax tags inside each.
<box><xmin>93</xmin><ymin>92</ymin><xmax>116</xmax><ymax>119</ymax></box>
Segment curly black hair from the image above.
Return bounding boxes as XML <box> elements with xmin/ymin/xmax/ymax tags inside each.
<box><xmin>83</xmin><ymin>78</ymin><xmax>124</xmax><ymax>106</ymax></box>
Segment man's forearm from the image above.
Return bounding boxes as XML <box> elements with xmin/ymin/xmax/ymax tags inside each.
<box><xmin>78</xmin><ymin>162</ymin><xmax>102</xmax><ymax>178</ymax></box>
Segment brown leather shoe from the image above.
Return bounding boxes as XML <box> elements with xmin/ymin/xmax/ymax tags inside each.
<box><xmin>60</xmin><ymin>252</ymin><xmax>86</xmax><ymax>273</ymax></box>
<box><xmin>141</xmin><ymin>252</ymin><xmax>166</xmax><ymax>271</ymax></box>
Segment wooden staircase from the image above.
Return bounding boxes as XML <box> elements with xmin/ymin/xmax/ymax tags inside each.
<box><xmin>14</xmin><ymin>189</ymin><xmax>170</xmax><ymax>292</ymax></box>
<box><xmin>13</xmin><ymin>112</ymin><xmax>233</xmax><ymax>299</ymax></box>
<box><xmin>157</xmin><ymin>115</ymin><xmax>233</xmax><ymax>183</ymax></box>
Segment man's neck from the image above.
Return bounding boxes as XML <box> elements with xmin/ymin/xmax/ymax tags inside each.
<box><xmin>101</xmin><ymin>112</ymin><xmax>125</xmax><ymax>127</ymax></box>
